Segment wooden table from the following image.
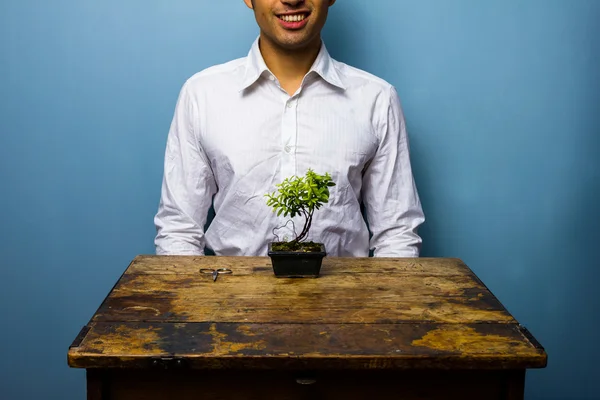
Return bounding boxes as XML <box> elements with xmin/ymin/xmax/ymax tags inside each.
<box><xmin>68</xmin><ymin>256</ymin><xmax>547</xmax><ymax>399</ymax></box>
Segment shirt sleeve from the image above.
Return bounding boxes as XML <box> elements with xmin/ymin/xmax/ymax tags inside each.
<box><xmin>362</xmin><ymin>86</ymin><xmax>425</xmax><ymax>257</ymax></box>
<box><xmin>154</xmin><ymin>82</ymin><xmax>217</xmax><ymax>255</ymax></box>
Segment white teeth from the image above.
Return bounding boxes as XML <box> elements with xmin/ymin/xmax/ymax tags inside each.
<box><xmin>280</xmin><ymin>14</ymin><xmax>306</xmax><ymax>22</ymax></box>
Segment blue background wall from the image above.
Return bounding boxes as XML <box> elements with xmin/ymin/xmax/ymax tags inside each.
<box><xmin>1</xmin><ymin>0</ymin><xmax>598</xmax><ymax>398</ymax></box>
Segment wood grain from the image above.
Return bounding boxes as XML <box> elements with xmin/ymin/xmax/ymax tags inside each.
<box><xmin>93</xmin><ymin>257</ymin><xmax>513</xmax><ymax>324</ymax></box>
<box><xmin>69</xmin><ymin>255</ymin><xmax>547</xmax><ymax>373</ymax></box>
<box><xmin>124</xmin><ymin>255</ymin><xmax>474</xmax><ymax>276</ymax></box>
<box><xmin>69</xmin><ymin>321</ymin><xmax>546</xmax><ymax>370</ymax></box>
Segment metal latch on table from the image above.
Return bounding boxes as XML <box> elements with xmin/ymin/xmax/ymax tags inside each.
<box><xmin>150</xmin><ymin>356</ymin><xmax>189</xmax><ymax>369</ymax></box>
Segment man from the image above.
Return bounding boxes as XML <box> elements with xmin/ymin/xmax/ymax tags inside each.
<box><xmin>154</xmin><ymin>0</ymin><xmax>424</xmax><ymax>257</ymax></box>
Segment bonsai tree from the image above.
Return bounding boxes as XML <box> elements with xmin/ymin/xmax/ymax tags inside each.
<box><xmin>265</xmin><ymin>169</ymin><xmax>335</xmax><ymax>251</ymax></box>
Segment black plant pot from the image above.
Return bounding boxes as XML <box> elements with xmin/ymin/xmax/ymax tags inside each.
<box><xmin>267</xmin><ymin>242</ymin><xmax>326</xmax><ymax>278</ymax></box>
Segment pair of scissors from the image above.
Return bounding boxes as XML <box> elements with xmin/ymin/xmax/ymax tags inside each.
<box><xmin>199</xmin><ymin>268</ymin><xmax>232</xmax><ymax>282</ymax></box>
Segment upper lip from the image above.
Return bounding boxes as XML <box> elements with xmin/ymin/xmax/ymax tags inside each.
<box><xmin>276</xmin><ymin>10</ymin><xmax>311</xmax><ymax>16</ymax></box>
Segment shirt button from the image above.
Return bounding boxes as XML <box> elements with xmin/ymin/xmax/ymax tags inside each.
<box><xmin>284</xmin><ymin>145</ymin><xmax>292</xmax><ymax>153</ymax></box>
<box><xmin>287</xmin><ymin>102</ymin><xmax>294</xmax><ymax>108</ymax></box>
<box><xmin>269</xmin><ymin>75</ymin><xmax>275</xmax><ymax>81</ymax></box>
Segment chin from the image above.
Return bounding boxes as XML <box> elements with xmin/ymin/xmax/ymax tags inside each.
<box><xmin>279</xmin><ymin>40</ymin><xmax>311</xmax><ymax>50</ymax></box>
<box><xmin>276</xmin><ymin>34</ymin><xmax>319</xmax><ymax>50</ymax></box>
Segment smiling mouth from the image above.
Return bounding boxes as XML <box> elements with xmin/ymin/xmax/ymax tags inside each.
<box><xmin>277</xmin><ymin>13</ymin><xmax>309</xmax><ymax>23</ymax></box>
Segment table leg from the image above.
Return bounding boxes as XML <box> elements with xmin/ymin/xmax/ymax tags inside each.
<box><xmin>504</xmin><ymin>370</ymin><xmax>526</xmax><ymax>400</ymax></box>
<box><xmin>86</xmin><ymin>369</ymin><xmax>108</xmax><ymax>400</ymax></box>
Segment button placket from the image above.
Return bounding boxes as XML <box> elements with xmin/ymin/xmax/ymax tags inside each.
<box><xmin>280</xmin><ymin>98</ymin><xmax>298</xmax><ymax>179</ymax></box>
<box><xmin>279</xmin><ymin>95</ymin><xmax>299</xmax><ymax>235</ymax></box>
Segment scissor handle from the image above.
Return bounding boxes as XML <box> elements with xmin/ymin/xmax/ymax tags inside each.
<box><xmin>215</xmin><ymin>268</ymin><xmax>232</xmax><ymax>275</ymax></box>
<box><xmin>199</xmin><ymin>268</ymin><xmax>232</xmax><ymax>274</ymax></box>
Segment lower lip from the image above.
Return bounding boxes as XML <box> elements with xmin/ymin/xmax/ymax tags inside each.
<box><xmin>278</xmin><ymin>16</ymin><xmax>309</xmax><ymax>30</ymax></box>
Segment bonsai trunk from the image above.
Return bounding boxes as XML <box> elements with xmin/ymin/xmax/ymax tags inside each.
<box><xmin>294</xmin><ymin>209</ymin><xmax>314</xmax><ymax>244</ymax></box>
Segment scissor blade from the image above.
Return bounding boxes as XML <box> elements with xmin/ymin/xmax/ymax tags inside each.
<box><xmin>212</xmin><ymin>270</ymin><xmax>218</xmax><ymax>282</ymax></box>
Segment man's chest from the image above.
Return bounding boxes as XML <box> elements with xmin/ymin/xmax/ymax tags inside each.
<box><xmin>199</xmin><ymin>89</ymin><xmax>380</xmax><ymax>179</ymax></box>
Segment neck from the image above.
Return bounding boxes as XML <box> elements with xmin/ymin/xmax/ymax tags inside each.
<box><xmin>259</xmin><ymin>35</ymin><xmax>322</xmax><ymax>95</ymax></box>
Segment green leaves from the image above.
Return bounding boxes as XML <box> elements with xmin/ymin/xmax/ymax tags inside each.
<box><xmin>265</xmin><ymin>169</ymin><xmax>336</xmax><ymax>242</ymax></box>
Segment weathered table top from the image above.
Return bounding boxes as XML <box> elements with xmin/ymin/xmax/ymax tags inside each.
<box><xmin>68</xmin><ymin>256</ymin><xmax>547</xmax><ymax>370</ymax></box>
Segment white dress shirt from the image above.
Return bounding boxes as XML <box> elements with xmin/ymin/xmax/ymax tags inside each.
<box><xmin>154</xmin><ymin>38</ymin><xmax>424</xmax><ymax>257</ymax></box>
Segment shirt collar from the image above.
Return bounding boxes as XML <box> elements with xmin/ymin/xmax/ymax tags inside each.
<box><xmin>239</xmin><ymin>37</ymin><xmax>346</xmax><ymax>92</ymax></box>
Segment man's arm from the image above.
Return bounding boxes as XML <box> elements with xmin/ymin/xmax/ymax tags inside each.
<box><xmin>362</xmin><ymin>86</ymin><xmax>425</xmax><ymax>257</ymax></box>
<box><xmin>154</xmin><ymin>82</ymin><xmax>216</xmax><ymax>255</ymax></box>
